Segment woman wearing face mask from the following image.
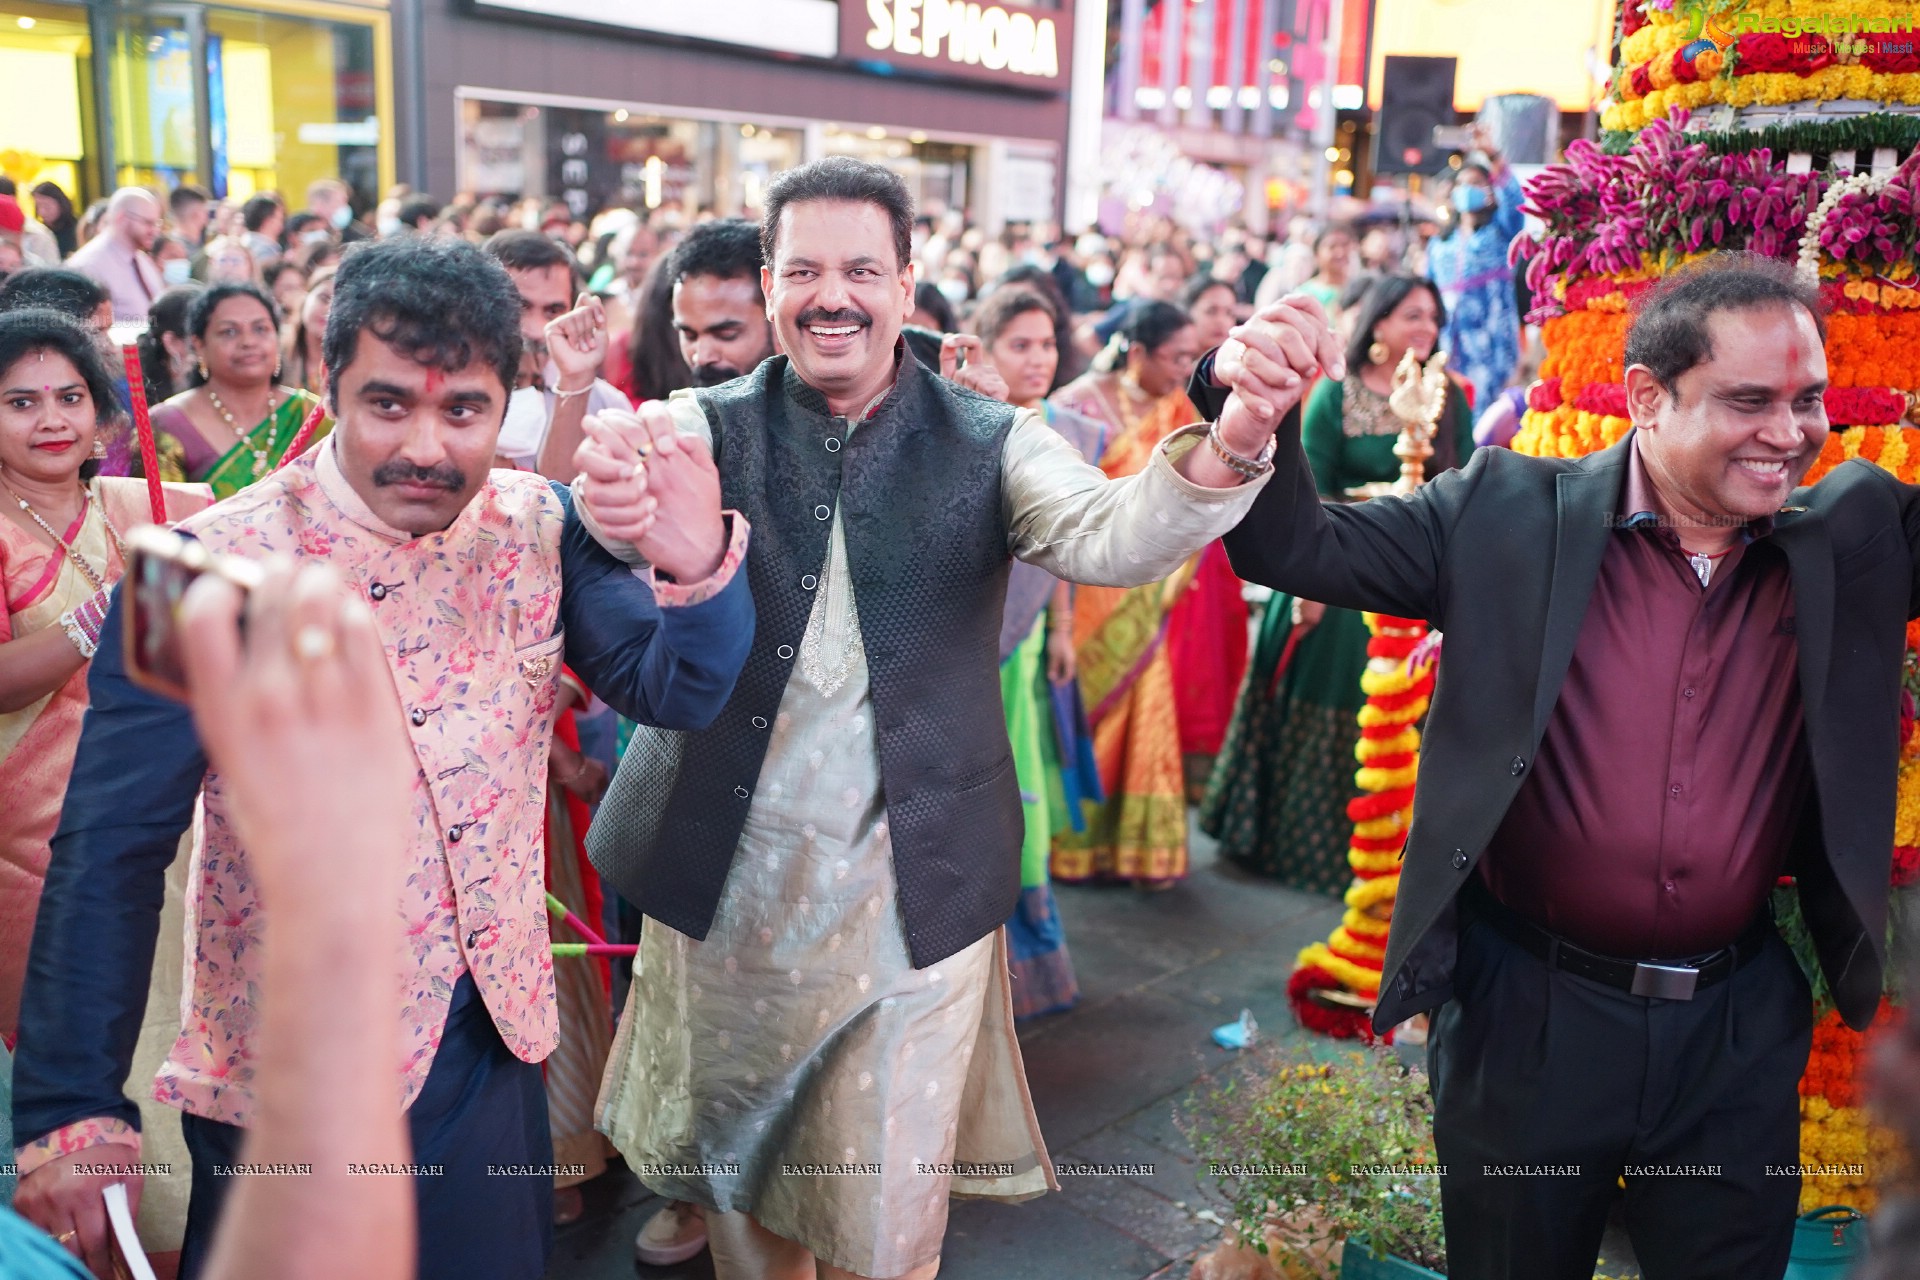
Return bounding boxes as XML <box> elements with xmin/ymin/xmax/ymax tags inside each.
<box><xmin>1426</xmin><ymin>120</ymin><xmax>1526</xmax><ymax>407</ymax></box>
<box><xmin>1200</xmin><ymin>275</ymin><xmax>1475</xmax><ymax>893</ymax></box>
<box><xmin>280</xmin><ymin>265</ymin><xmax>334</xmax><ymax>399</ymax></box>
<box><xmin>970</xmin><ymin>285</ymin><xmax>1107</xmax><ymax>1015</ymax></box>
<box><xmin>1047</xmin><ymin>300</ymin><xmax>1204</xmax><ymax>889</ymax></box>
<box><xmin>152</xmin><ymin>235</ymin><xmax>195</xmax><ymax>288</ymax></box>
<box><xmin>148</xmin><ymin>282</ymin><xmax>329</xmax><ymax>496</ymax></box>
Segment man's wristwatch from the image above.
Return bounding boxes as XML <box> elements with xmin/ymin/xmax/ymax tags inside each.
<box><xmin>1206</xmin><ymin>421</ymin><xmax>1277</xmax><ymax>479</ymax></box>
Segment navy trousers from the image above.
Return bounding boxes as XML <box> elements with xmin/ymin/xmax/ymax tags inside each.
<box><xmin>176</xmin><ymin>973</ymin><xmax>553</xmax><ymax>1280</ymax></box>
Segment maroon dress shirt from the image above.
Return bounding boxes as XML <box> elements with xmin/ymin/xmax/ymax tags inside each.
<box><xmin>1477</xmin><ymin>438</ymin><xmax>1810</xmax><ymax>958</ymax></box>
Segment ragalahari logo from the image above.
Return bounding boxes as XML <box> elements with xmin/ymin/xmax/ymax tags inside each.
<box><xmin>1680</xmin><ymin>10</ymin><xmax>1738</xmax><ymax>60</ymax></box>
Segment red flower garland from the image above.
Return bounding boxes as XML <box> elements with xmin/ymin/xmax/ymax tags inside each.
<box><xmin>1894</xmin><ymin>845</ymin><xmax>1920</xmax><ymax>888</ymax></box>
<box><xmin>1287</xmin><ymin>964</ymin><xmax>1378</xmax><ymax>1041</ymax></box>
<box><xmin>1825</xmin><ymin>386</ymin><xmax>1907</xmax><ymax>427</ymax></box>
<box><xmin>1529</xmin><ymin>377</ymin><xmax>1565</xmax><ymax>412</ymax></box>
<box><xmin>1573</xmin><ymin>382</ymin><xmax>1630</xmax><ymax>417</ymax></box>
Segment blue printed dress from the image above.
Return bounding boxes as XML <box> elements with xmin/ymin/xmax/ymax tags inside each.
<box><xmin>1427</xmin><ymin>165</ymin><xmax>1527</xmax><ymax>407</ymax></box>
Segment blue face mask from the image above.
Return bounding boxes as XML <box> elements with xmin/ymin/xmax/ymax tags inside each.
<box><xmin>1452</xmin><ymin>183</ymin><xmax>1492</xmax><ymax>215</ymax></box>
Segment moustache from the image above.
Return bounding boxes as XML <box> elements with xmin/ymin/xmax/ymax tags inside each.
<box><xmin>796</xmin><ymin>307</ymin><xmax>872</xmax><ymax>330</ymax></box>
<box><xmin>692</xmin><ymin>362</ymin><xmax>744</xmax><ymax>387</ymax></box>
<box><xmin>372</xmin><ymin>460</ymin><xmax>467</xmax><ymax>492</ymax></box>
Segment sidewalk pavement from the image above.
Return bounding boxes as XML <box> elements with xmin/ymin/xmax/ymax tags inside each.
<box><xmin>548</xmin><ymin>818</ymin><xmax>1641</xmax><ymax>1278</ymax></box>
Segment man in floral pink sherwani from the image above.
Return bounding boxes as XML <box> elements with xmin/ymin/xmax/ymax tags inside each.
<box><xmin>12</xmin><ymin>237</ymin><xmax>753</xmax><ymax>1280</ymax></box>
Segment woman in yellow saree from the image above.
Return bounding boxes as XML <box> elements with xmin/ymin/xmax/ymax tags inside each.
<box><xmin>1046</xmin><ymin>299</ymin><xmax>1204</xmax><ymax>887</ymax></box>
<box><xmin>147</xmin><ymin>282</ymin><xmax>330</xmax><ymax>497</ymax></box>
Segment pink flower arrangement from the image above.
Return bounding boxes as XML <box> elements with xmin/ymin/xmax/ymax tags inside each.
<box><xmin>1515</xmin><ymin>115</ymin><xmax>1820</xmax><ymax>320</ymax></box>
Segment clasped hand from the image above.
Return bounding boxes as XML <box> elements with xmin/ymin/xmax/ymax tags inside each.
<box><xmin>573</xmin><ymin>404</ymin><xmax>727</xmax><ymax>584</ymax></box>
<box><xmin>1211</xmin><ymin>294</ymin><xmax>1346</xmax><ymax>452</ymax></box>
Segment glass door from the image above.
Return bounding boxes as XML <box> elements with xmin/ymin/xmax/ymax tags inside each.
<box><xmin>107</xmin><ymin>5</ymin><xmax>205</xmax><ymax>192</ymax></box>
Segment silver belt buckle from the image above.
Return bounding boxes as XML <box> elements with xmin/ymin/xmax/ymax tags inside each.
<box><xmin>1630</xmin><ymin>962</ymin><xmax>1700</xmax><ymax>1000</ymax></box>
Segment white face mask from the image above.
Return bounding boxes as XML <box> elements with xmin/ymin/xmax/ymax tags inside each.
<box><xmin>330</xmin><ymin>204</ymin><xmax>354</xmax><ymax>230</ymax></box>
<box><xmin>1085</xmin><ymin>262</ymin><xmax>1115</xmax><ymax>288</ymax></box>
<box><xmin>495</xmin><ymin>385</ymin><xmax>550</xmax><ymax>460</ymax></box>
<box><xmin>161</xmin><ymin>258</ymin><xmax>192</xmax><ymax>285</ymax></box>
<box><xmin>376</xmin><ymin>216</ymin><xmax>402</xmax><ymax>239</ymax></box>
<box><xmin>936</xmin><ymin>278</ymin><xmax>970</xmax><ymax>308</ymax></box>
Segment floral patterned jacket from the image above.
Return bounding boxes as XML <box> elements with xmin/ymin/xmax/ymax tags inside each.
<box><xmin>14</xmin><ymin>435</ymin><xmax>752</xmax><ymax>1174</ymax></box>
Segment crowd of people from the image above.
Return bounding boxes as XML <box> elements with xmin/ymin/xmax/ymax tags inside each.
<box><xmin>10</xmin><ymin>116</ymin><xmax>1906</xmax><ymax>1280</ymax></box>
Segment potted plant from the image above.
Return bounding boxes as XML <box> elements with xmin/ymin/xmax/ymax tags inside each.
<box><xmin>1183</xmin><ymin>1044</ymin><xmax>1447</xmax><ymax>1278</ymax></box>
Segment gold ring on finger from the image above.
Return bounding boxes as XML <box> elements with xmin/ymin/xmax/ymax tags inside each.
<box><xmin>55</xmin><ymin>1230</ymin><xmax>78</xmax><ymax>1245</ymax></box>
<box><xmin>294</xmin><ymin>624</ymin><xmax>337</xmax><ymax>663</ymax></box>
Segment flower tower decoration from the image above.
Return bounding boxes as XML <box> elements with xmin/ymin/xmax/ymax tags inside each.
<box><xmin>1288</xmin><ymin>351</ymin><xmax>1450</xmax><ymax>1041</ymax></box>
<box><xmin>1506</xmin><ymin>0</ymin><xmax>1920</xmax><ymax>1211</ymax></box>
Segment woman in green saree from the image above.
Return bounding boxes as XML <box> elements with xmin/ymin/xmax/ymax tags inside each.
<box><xmin>148</xmin><ymin>281</ymin><xmax>330</xmax><ymax>498</ymax></box>
<box><xmin>1199</xmin><ymin>274</ymin><xmax>1474</xmax><ymax>892</ymax></box>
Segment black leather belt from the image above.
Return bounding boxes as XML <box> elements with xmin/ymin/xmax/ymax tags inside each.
<box><xmin>1462</xmin><ymin>879</ymin><xmax>1772</xmax><ymax>1001</ymax></box>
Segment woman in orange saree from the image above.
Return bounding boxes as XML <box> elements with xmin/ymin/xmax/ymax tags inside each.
<box><xmin>1046</xmin><ymin>300</ymin><xmax>1203</xmax><ymax>887</ymax></box>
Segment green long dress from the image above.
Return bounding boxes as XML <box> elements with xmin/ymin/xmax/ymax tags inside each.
<box><xmin>1197</xmin><ymin>375</ymin><xmax>1474</xmax><ymax>891</ymax></box>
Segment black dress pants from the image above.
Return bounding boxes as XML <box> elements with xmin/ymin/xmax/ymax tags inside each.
<box><xmin>1428</xmin><ymin>909</ymin><xmax>1813</xmax><ymax>1280</ymax></box>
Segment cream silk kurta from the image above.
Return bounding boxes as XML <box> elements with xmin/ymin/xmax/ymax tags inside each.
<box><xmin>593</xmin><ymin>392</ymin><xmax>1268</xmax><ymax>1277</ymax></box>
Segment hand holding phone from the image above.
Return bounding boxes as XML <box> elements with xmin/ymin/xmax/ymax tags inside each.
<box><xmin>123</xmin><ymin>526</ymin><xmax>264</xmax><ymax>701</ymax></box>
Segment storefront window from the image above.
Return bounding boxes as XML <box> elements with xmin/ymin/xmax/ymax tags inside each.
<box><xmin>0</xmin><ymin>1</ymin><xmax>94</xmax><ymax>205</ymax></box>
<box><xmin>458</xmin><ymin>95</ymin><xmax>802</xmax><ymax>220</ymax></box>
<box><xmin>820</xmin><ymin>127</ymin><xmax>975</xmax><ymax>219</ymax></box>
<box><xmin>204</xmin><ymin>6</ymin><xmax>380</xmax><ymax>204</ymax></box>
<box><xmin>109</xmin><ymin>8</ymin><xmax>200</xmax><ymax>193</ymax></box>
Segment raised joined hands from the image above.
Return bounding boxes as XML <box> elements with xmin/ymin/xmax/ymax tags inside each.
<box><xmin>574</xmin><ymin>404</ymin><xmax>727</xmax><ymax>585</ymax></box>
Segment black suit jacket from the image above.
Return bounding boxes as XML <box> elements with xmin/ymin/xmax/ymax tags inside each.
<box><xmin>1220</xmin><ymin>412</ymin><xmax>1920</xmax><ymax>1032</ymax></box>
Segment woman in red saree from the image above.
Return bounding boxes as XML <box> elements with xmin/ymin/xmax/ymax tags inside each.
<box><xmin>1046</xmin><ymin>300</ymin><xmax>1204</xmax><ymax>887</ymax></box>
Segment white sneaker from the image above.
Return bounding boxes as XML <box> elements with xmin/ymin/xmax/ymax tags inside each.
<box><xmin>634</xmin><ymin>1200</ymin><xmax>709</xmax><ymax>1267</ymax></box>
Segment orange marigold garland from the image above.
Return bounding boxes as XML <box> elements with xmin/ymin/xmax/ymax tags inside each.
<box><xmin>1288</xmin><ymin>614</ymin><xmax>1435</xmax><ymax>1041</ymax></box>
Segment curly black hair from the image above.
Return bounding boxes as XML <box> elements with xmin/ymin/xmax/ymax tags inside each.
<box><xmin>322</xmin><ymin>237</ymin><xmax>523</xmax><ymax>407</ymax></box>
<box><xmin>670</xmin><ymin>217</ymin><xmax>763</xmax><ymax>287</ymax></box>
<box><xmin>0</xmin><ymin>268</ymin><xmax>109</xmax><ymax>324</ymax></box>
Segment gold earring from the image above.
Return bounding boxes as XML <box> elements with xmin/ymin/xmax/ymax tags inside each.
<box><xmin>1368</xmin><ymin>340</ymin><xmax>1389</xmax><ymax>365</ymax></box>
<box><xmin>90</xmin><ymin>438</ymin><xmax>107</xmax><ymax>460</ymax></box>
<box><xmin>197</xmin><ymin>359</ymin><xmax>208</xmax><ymax>380</ymax></box>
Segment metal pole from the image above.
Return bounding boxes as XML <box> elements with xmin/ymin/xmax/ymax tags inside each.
<box><xmin>1117</xmin><ymin>0</ymin><xmax>1147</xmax><ymax>119</ymax></box>
<box><xmin>1251</xmin><ymin>0</ymin><xmax>1280</xmax><ymax>137</ymax></box>
<box><xmin>1185</xmin><ymin>0</ymin><xmax>1216</xmax><ymax>129</ymax></box>
<box><xmin>1222</xmin><ymin>0</ymin><xmax>1251</xmax><ymax>135</ymax></box>
<box><xmin>1066</xmin><ymin>0</ymin><xmax>1112</xmax><ymax>228</ymax></box>
<box><xmin>1311</xmin><ymin>0</ymin><xmax>1342</xmax><ymax>217</ymax></box>
<box><xmin>1158</xmin><ymin>0</ymin><xmax>1186</xmax><ymax>128</ymax></box>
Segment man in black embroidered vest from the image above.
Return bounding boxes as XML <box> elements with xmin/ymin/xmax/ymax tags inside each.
<box><xmin>566</xmin><ymin>157</ymin><xmax>1336</xmax><ymax>1280</ymax></box>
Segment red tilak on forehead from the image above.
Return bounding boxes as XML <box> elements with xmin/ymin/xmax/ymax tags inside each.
<box><xmin>424</xmin><ymin>368</ymin><xmax>445</xmax><ymax>393</ymax></box>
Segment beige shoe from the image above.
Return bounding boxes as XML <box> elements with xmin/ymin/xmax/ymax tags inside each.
<box><xmin>634</xmin><ymin>1200</ymin><xmax>709</xmax><ymax>1267</ymax></box>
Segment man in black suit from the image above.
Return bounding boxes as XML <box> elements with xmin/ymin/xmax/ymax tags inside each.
<box><xmin>1197</xmin><ymin>255</ymin><xmax>1912</xmax><ymax>1279</ymax></box>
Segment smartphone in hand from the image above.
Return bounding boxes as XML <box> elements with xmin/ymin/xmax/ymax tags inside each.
<box><xmin>123</xmin><ymin>525</ymin><xmax>264</xmax><ymax>701</ymax></box>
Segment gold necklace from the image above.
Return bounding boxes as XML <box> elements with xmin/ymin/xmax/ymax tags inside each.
<box><xmin>206</xmin><ymin>385</ymin><xmax>282</xmax><ymax>479</ymax></box>
<box><xmin>1094</xmin><ymin>376</ymin><xmax>1152</xmax><ymax>436</ymax></box>
<box><xmin>1</xmin><ymin>480</ymin><xmax>125</xmax><ymax>594</ymax></box>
